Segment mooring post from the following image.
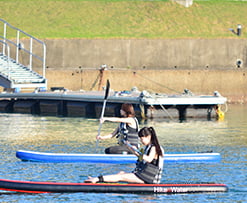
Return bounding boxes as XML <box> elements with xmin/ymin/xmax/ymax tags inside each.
<box><xmin>176</xmin><ymin>105</ymin><xmax>188</xmax><ymax>122</ymax></box>
<box><xmin>207</xmin><ymin>106</ymin><xmax>213</xmax><ymax>121</ymax></box>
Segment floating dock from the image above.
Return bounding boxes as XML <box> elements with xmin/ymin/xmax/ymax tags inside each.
<box><xmin>0</xmin><ymin>89</ymin><xmax>227</xmax><ymax>121</ymax></box>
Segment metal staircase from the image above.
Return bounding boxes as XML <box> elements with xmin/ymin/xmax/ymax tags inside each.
<box><xmin>0</xmin><ymin>19</ymin><xmax>47</xmax><ymax>92</ymax></box>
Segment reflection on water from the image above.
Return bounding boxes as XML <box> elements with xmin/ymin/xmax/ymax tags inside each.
<box><xmin>0</xmin><ymin>104</ymin><xmax>246</xmax><ymax>202</ymax></box>
<box><xmin>1</xmin><ymin>104</ymin><xmax>246</xmax><ymax>149</ymax></box>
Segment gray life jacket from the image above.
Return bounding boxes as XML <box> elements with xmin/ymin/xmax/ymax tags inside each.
<box><xmin>134</xmin><ymin>144</ymin><xmax>164</xmax><ymax>184</ymax></box>
<box><xmin>116</xmin><ymin>117</ymin><xmax>139</xmax><ymax>147</ymax></box>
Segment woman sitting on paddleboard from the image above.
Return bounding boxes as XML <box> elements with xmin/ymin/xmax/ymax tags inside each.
<box><xmin>97</xmin><ymin>103</ymin><xmax>139</xmax><ymax>154</ymax></box>
<box><xmin>87</xmin><ymin>127</ymin><xmax>164</xmax><ymax>184</ymax></box>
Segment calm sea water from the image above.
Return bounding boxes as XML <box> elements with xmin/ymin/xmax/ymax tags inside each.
<box><xmin>0</xmin><ymin>104</ymin><xmax>246</xmax><ymax>202</ymax></box>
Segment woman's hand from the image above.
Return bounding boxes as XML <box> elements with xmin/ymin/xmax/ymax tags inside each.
<box><xmin>100</xmin><ymin>117</ymin><xmax>105</xmax><ymax>124</ymax></box>
<box><xmin>96</xmin><ymin>135</ymin><xmax>102</xmax><ymax>140</ymax></box>
<box><xmin>96</xmin><ymin>133</ymin><xmax>113</xmax><ymax>140</ymax></box>
<box><xmin>138</xmin><ymin>154</ymin><xmax>143</xmax><ymax>161</ymax></box>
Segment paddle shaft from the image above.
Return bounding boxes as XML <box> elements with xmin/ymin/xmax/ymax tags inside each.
<box><xmin>97</xmin><ymin>99</ymin><xmax>107</xmax><ymax>137</ymax></box>
<box><xmin>96</xmin><ymin>80</ymin><xmax>110</xmax><ymax>148</ymax></box>
<box><xmin>122</xmin><ymin>140</ymin><xmax>143</xmax><ymax>156</ymax></box>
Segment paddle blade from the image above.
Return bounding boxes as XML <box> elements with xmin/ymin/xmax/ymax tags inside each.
<box><xmin>104</xmin><ymin>80</ymin><xmax>110</xmax><ymax>100</ymax></box>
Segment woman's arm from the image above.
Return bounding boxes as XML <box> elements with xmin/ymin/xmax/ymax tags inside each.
<box><xmin>142</xmin><ymin>146</ymin><xmax>157</xmax><ymax>163</ymax></box>
<box><xmin>101</xmin><ymin>117</ymin><xmax>136</xmax><ymax>128</ymax></box>
<box><xmin>97</xmin><ymin>127</ymin><xmax>119</xmax><ymax>140</ymax></box>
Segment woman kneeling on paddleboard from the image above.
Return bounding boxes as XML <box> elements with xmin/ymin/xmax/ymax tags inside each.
<box><xmin>97</xmin><ymin>103</ymin><xmax>139</xmax><ymax>154</ymax></box>
<box><xmin>86</xmin><ymin>127</ymin><xmax>164</xmax><ymax>184</ymax></box>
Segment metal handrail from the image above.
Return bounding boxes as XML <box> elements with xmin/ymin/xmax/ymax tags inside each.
<box><xmin>0</xmin><ymin>36</ymin><xmax>44</xmax><ymax>62</ymax></box>
<box><xmin>0</xmin><ymin>40</ymin><xmax>10</xmax><ymax>79</ymax></box>
<box><xmin>0</xmin><ymin>19</ymin><xmax>46</xmax><ymax>77</ymax></box>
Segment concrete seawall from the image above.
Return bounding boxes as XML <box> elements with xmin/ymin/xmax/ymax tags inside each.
<box><xmin>42</xmin><ymin>68</ymin><xmax>246</xmax><ymax>104</ymax></box>
<box><xmin>42</xmin><ymin>39</ymin><xmax>246</xmax><ymax>69</ymax></box>
<box><xmin>21</xmin><ymin>39</ymin><xmax>247</xmax><ymax>103</ymax></box>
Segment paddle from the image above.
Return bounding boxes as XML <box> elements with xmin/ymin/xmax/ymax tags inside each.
<box><xmin>122</xmin><ymin>140</ymin><xmax>142</xmax><ymax>156</ymax></box>
<box><xmin>96</xmin><ymin>79</ymin><xmax>110</xmax><ymax>147</ymax></box>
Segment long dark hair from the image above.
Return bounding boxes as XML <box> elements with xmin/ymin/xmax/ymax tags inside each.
<box><xmin>138</xmin><ymin>127</ymin><xmax>163</xmax><ymax>157</ymax></box>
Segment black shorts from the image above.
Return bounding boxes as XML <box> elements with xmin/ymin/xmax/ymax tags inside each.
<box><xmin>105</xmin><ymin>145</ymin><xmax>133</xmax><ymax>154</ymax></box>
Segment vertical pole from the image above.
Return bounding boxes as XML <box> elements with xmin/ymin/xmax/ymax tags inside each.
<box><xmin>177</xmin><ymin>105</ymin><xmax>188</xmax><ymax>122</ymax></box>
<box><xmin>16</xmin><ymin>30</ymin><xmax>20</xmax><ymax>63</ymax></box>
<box><xmin>29</xmin><ymin>38</ymin><xmax>33</xmax><ymax>70</ymax></box>
<box><xmin>3</xmin><ymin>23</ymin><xmax>6</xmax><ymax>55</ymax></box>
<box><xmin>207</xmin><ymin>106</ymin><xmax>212</xmax><ymax>121</ymax></box>
<box><xmin>43</xmin><ymin>43</ymin><xmax>46</xmax><ymax>78</ymax></box>
<box><xmin>237</xmin><ymin>24</ymin><xmax>242</xmax><ymax>36</ymax></box>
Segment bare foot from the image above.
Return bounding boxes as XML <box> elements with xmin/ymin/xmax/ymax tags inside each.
<box><xmin>84</xmin><ymin>176</ymin><xmax>99</xmax><ymax>183</ymax></box>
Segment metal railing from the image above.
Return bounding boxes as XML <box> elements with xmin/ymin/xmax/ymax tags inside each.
<box><xmin>0</xmin><ymin>40</ymin><xmax>10</xmax><ymax>79</ymax></box>
<box><xmin>0</xmin><ymin>19</ymin><xmax>46</xmax><ymax>77</ymax></box>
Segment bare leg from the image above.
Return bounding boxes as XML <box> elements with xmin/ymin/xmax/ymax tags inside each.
<box><xmin>84</xmin><ymin>172</ymin><xmax>144</xmax><ymax>184</ymax></box>
<box><xmin>103</xmin><ymin>172</ymin><xmax>144</xmax><ymax>183</ymax></box>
